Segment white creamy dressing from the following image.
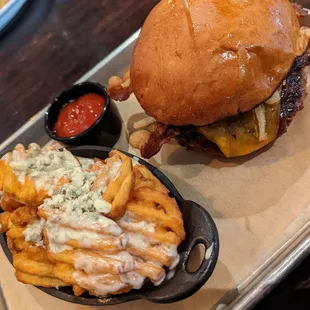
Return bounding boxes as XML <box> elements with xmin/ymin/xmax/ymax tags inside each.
<box><xmin>5</xmin><ymin>144</ymin><xmax>83</xmax><ymax>190</ymax></box>
<box><xmin>16</xmin><ymin>147</ymin><xmax>181</xmax><ymax>297</ymax></box>
<box><xmin>120</xmin><ymin>271</ymin><xmax>145</xmax><ymax>289</ymax></box>
<box><xmin>153</xmin><ymin>272</ymin><xmax>166</xmax><ymax>286</ymax></box>
<box><xmin>163</xmin><ymin>243</ymin><xmax>178</xmax><ymax>257</ymax></box>
<box><xmin>92</xmin><ymin>159</ymin><xmax>122</xmax><ymax>193</ymax></box>
<box><xmin>74</xmin><ymin>269</ymin><xmax>146</xmax><ymax>296</ymax></box>
<box><xmin>76</xmin><ymin>157</ymin><xmax>95</xmax><ymax>171</ymax></box>
<box><xmin>132</xmin><ymin>156</ymin><xmax>140</xmax><ymax>166</ymax></box>
<box><xmin>70</xmin><ymin>221</ymin><xmax>180</xmax><ymax>295</ymax></box>
<box><xmin>127</xmin><ymin>232</ymin><xmax>154</xmax><ymax>250</ymax></box>
<box><xmin>127</xmin><ymin>232</ymin><xmax>179</xmax><ymax>265</ymax></box>
<box><xmin>166</xmin><ymin>269</ymin><xmax>176</xmax><ymax>281</ymax></box>
<box><xmin>46</xmin><ymin>210</ymin><xmax>122</xmax><ymax>236</ymax></box>
<box><xmin>23</xmin><ymin>149</ymin><xmax>122</xmax><ymax>253</ymax></box>
<box><xmin>119</xmin><ymin>212</ymin><xmax>155</xmax><ymax>234</ymax></box>
<box><xmin>73</xmin><ymin>271</ymin><xmax>127</xmax><ymax>296</ymax></box>
<box><xmin>45</xmin><ymin>222</ymin><xmax>128</xmax><ymax>253</ymax></box>
<box><xmin>205</xmin><ymin>243</ymin><xmax>214</xmax><ymax>260</ymax></box>
<box><xmin>75</xmin><ymin>251</ymin><xmax>136</xmax><ymax>274</ymax></box>
<box><xmin>169</xmin><ymin>254</ymin><xmax>180</xmax><ymax>270</ymax></box>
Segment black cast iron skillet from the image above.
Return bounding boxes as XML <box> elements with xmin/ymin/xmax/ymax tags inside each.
<box><xmin>0</xmin><ymin>145</ymin><xmax>219</xmax><ymax>306</ymax></box>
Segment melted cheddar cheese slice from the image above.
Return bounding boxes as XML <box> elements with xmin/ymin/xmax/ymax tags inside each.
<box><xmin>197</xmin><ymin>101</ymin><xmax>280</xmax><ymax>157</ymax></box>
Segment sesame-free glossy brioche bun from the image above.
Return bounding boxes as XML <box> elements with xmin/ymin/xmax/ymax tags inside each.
<box><xmin>130</xmin><ymin>0</ymin><xmax>309</xmax><ymax>126</ymax></box>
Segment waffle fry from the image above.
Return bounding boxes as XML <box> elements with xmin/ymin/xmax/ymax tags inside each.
<box><xmin>15</xmin><ymin>271</ymin><xmax>70</xmax><ymax>288</ymax></box>
<box><xmin>94</xmin><ymin>150</ymin><xmax>134</xmax><ymax>220</ymax></box>
<box><xmin>46</xmin><ymin>248</ymin><xmax>164</xmax><ymax>281</ymax></box>
<box><xmin>0</xmin><ymin>193</ymin><xmax>24</xmax><ymax>212</ymax></box>
<box><xmin>0</xmin><ymin>144</ymin><xmax>82</xmax><ymax>206</ymax></box>
<box><xmin>42</xmin><ymin>227</ymin><xmax>127</xmax><ymax>253</ymax></box>
<box><xmin>13</xmin><ymin>252</ymin><xmax>56</xmax><ymax>277</ymax></box>
<box><xmin>7</xmin><ymin>226</ymin><xmax>25</xmax><ymax>239</ymax></box>
<box><xmin>10</xmin><ymin>206</ymin><xmax>38</xmax><ymax>226</ymax></box>
<box><xmin>73</xmin><ymin>285</ymin><xmax>86</xmax><ymax>296</ymax></box>
<box><xmin>133</xmin><ymin>164</ymin><xmax>169</xmax><ymax>194</ymax></box>
<box><xmin>0</xmin><ymin>212</ymin><xmax>11</xmax><ymax>233</ymax></box>
<box><xmin>118</xmin><ymin>213</ymin><xmax>181</xmax><ymax>244</ymax></box>
<box><xmin>0</xmin><ymin>144</ymin><xmax>185</xmax><ymax>297</ymax></box>
<box><xmin>12</xmin><ymin>239</ymin><xmax>46</xmax><ymax>257</ymax></box>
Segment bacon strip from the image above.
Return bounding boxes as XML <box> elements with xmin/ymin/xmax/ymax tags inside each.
<box><xmin>140</xmin><ymin>123</ymin><xmax>181</xmax><ymax>159</ymax></box>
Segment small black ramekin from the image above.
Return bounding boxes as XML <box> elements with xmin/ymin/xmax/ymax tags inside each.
<box><xmin>45</xmin><ymin>82</ymin><xmax>122</xmax><ymax>147</ymax></box>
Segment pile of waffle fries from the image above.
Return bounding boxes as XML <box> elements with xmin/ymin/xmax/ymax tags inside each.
<box><xmin>0</xmin><ymin>144</ymin><xmax>185</xmax><ymax>297</ymax></box>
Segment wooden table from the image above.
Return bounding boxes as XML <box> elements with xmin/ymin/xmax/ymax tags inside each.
<box><xmin>0</xmin><ymin>0</ymin><xmax>310</xmax><ymax>309</ymax></box>
<box><xmin>0</xmin><ymin>0</ymin><xmax>160</xmax><ymax>142</ymax></box>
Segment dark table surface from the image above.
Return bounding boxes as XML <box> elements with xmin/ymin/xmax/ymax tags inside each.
<box><xmin>1</xmin><ymin>0</ymin><xmax>310</xmax><ymax>309</ymax></box>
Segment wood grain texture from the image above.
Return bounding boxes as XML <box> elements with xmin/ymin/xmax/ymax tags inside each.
<box><xmin>0</xmin><ymin>0</ymin><xmax>159</xmax><ymax>142</ymax></box>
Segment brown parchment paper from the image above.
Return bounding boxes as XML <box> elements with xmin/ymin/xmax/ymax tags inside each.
<box><xmin>1</xmin><ymin>70</ymin><xmax>310</xmax><ymax>310</ymax></box>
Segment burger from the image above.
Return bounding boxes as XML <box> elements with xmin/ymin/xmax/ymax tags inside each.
<box><xmin>108</xmin><ymin>0</ymin><xmax>310</xmax><ymax>159</ymax></box>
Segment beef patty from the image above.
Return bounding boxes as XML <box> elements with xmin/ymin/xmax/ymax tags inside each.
<box><xmin>140</xmin><ymin>50</ymin><xmax>310</xmax><ymax>158</ymax></box>
<box><xmin>175</xmin><ymin>49</ymin><xmax>310</xmax><ymax>156</ymax></box>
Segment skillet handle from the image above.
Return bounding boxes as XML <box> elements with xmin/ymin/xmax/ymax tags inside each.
<box><xmin>143</xmin><ymin>200</ymin><xmax>219</xmax><ymax>303</ymax></box>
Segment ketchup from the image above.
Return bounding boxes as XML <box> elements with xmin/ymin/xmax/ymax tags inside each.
<box><xmin>55</xmin><ymin>94</ymin><xmax>105</xmax><ymax>137</ymax></box>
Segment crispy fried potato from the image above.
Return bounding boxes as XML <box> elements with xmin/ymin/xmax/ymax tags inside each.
<box><xmin>47</xmin><ymin>249</ymin><xmax>124</xmax><ymax>274</ymax></box>
<box><xmin>1</xmin><ymin>193</ymin><xmax>24</xmax><ymax>212</ymax></box>
<box><xmin>7</xmin><ymin>237</ymin><xmax>16</xmax><ymax>254</ymax></box>
<box><xmin>1</xmin><ymin>163</ymin><xmax>48</xmax><ymax>206</ymax></box>
<box><xmin>12</xmin><ymin>238</ymin><xmax>43</xmax><ymax>255</ymax></box>
<box><xmin>73</xmin><ymin>285</ymin><xmax>85</xmax><ymax>296</ymax></box>
<box><xmin>105</xmin><ymin>151</ymin><xmax>133</xmax><ymax>220</ymax></box>
<box><xmin>15</xmin><ymin>271</ymin><xmax>69</xmax><ymax>288</ymax></box>
<box><xmin>1</xmin><ymin>146</ymin><xmax>185</xmax><ymax>298</ymax></box>
<box><xmin>127</xmin><ymin>200</ymin><xmax>185</xmax><ymax>241</ymax></box>
<box><xmin>64</xmin><ymin>239</ymin><xmax>123</xmax><ymax>253</ymax></box>
<box><xmin>91</xmin><ymin>150</ymin><xmax>134</xmax><ymax>220</ymax></box>
<box><xmin>135</xmin><ymin>261</ymin><xmax>165</xmax><ymax>281</ymax></box>
<box><xmin>47</xmin><ymin>248</ymin><xmax>164</xmax><ymax>281</ymax></box>
<box><xmin>38</xmin><ymin>208</ymin><xmax>120</xmax><ymax>236</ymax></box>
<box><xmin>13</xmin><ymin>252</ymin><xmax>55</xmax><ymax>277</ymax></box>
<box><xmin>10</xmin><ymin>206</ymin><xmax>38</xmax><ymax>226</ymax></box>
<box><xmin>43</xmin><ymin>228</ymin><xmax>124</xmax><ymax>254</ymax></box>
<box><xmin>7</xmin><ymin>226</ymin><xmax>24</xmax><ymax>239</ymax></box>
<box><xmin>127</xmin><ymin>245</ymin><xmax>174</xmax><ymax>267</ymax></box>
<box><xmin>52</xmin><ymin>263</ymin><xmax>77</xmax><ymax>285</ymax></box>
<box><xmin>14</xmin><ymin>252</ymin><xmax>77</xmax><ymax>285</ymax></box>
<box><xmin>0</xmin><ymin>212</ymin><xmax>11</xmax><ymax>232</ymax></box>
<box><xmin>90</xmin><ymin>158</ymin><xmax>105</xmax><ymax>174</ymax></box>
<box><xmin>118</xmin><ymin>218</ymin><xmax>180</xmax><ymax>245</ymax></box>
<box><xmin>109</xmin><ymin>172</ymin><xmax>133</xmax><ymax>220</ymax></box>
<box><xmin>0</xmin><ymin>144</ymin><xmax>82</xmax><ymax>207</ymax></box>
<box><xmin>74</xmin><ymin>270</ymin><xmax>129</xmax><ymax>294</ymax></box>
<box><xmin>0</xmin><ymin>160</ymin><xmax>11</xmax><ymax>191</ymax></box>
<box><xmin>133</xmin><ymin>165</ymin><xmax>169</xmax><ymax>194</ymax></box>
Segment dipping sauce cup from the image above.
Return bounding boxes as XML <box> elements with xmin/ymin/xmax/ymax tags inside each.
<box><xmin>45</xmin><ymin>82</ymin><xmax>122</xmax><ymax>147</ymax></box>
